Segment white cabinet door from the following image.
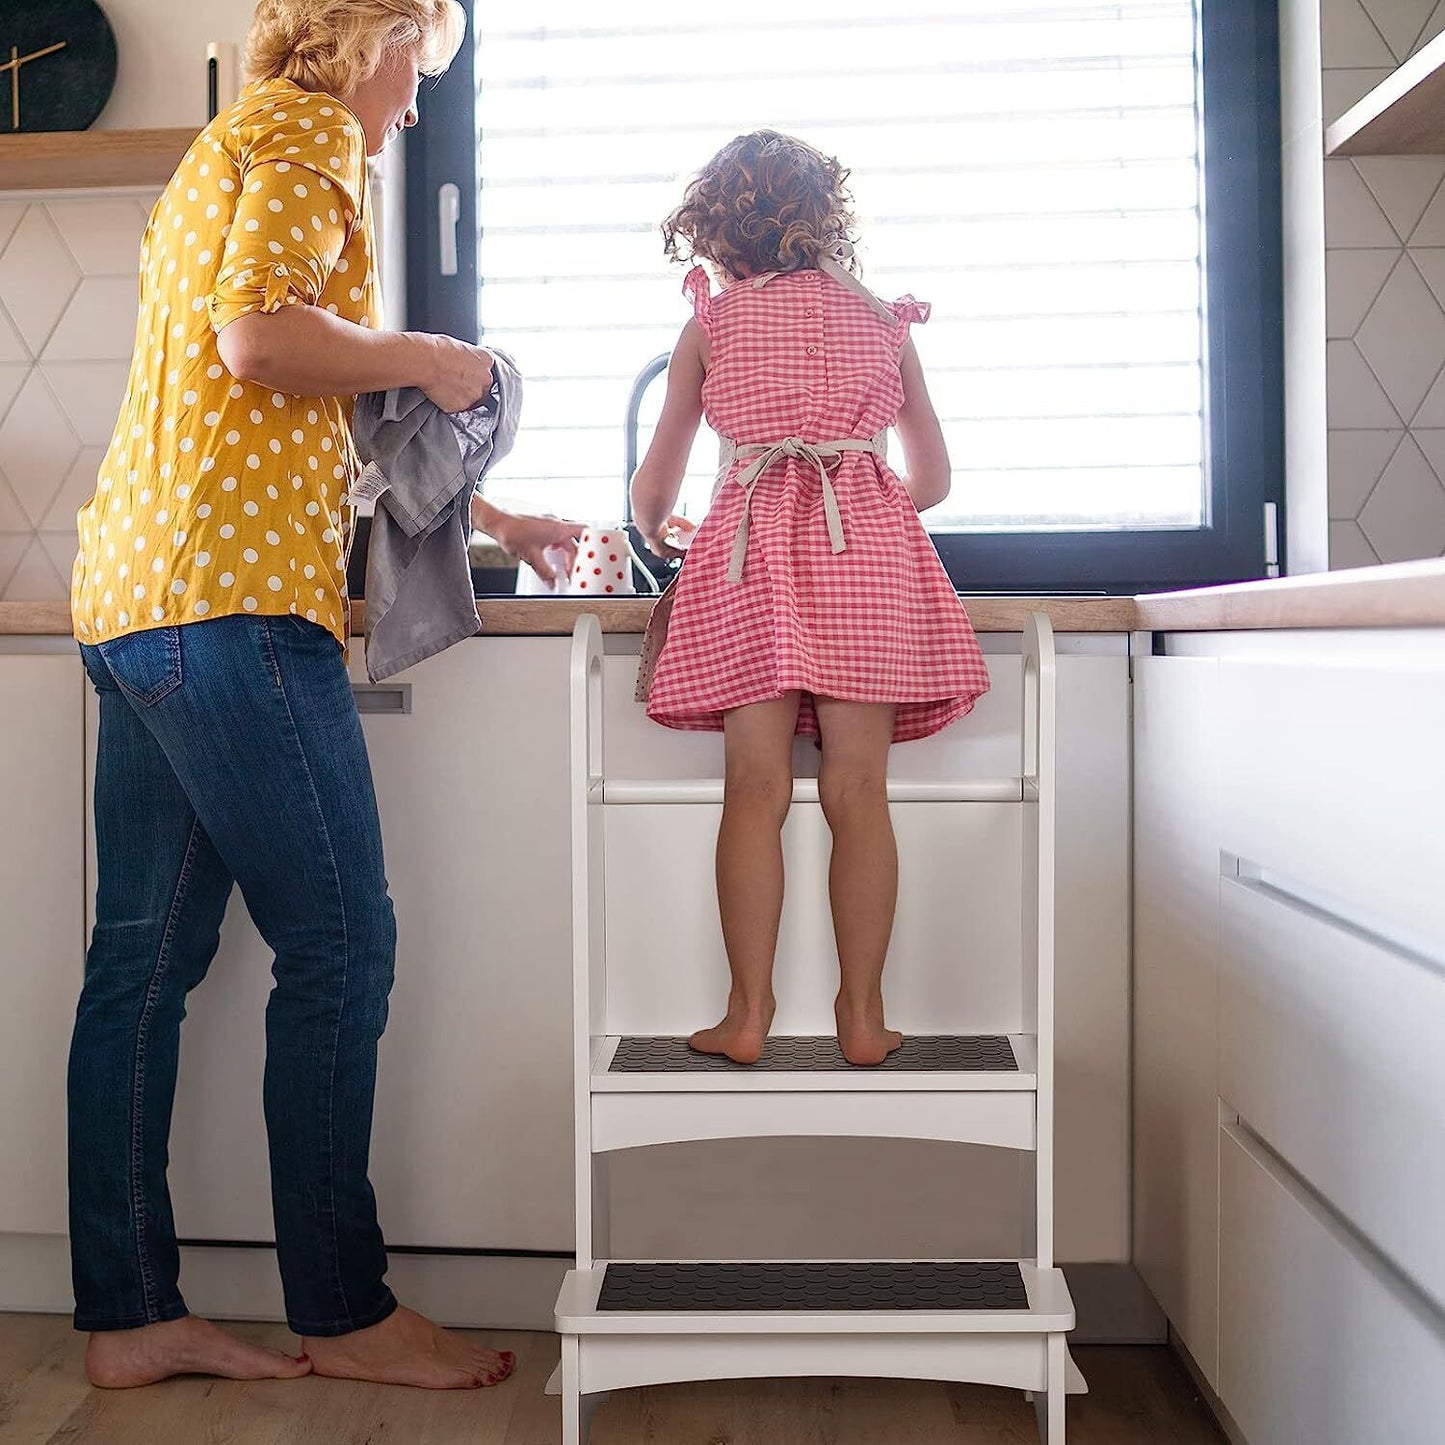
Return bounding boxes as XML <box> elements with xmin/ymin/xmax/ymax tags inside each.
<box><xmin>166</xmin><ymin>639</ymin><xmax>575</xmax><ymax>1251</ymax></box>
<box><xmin>1219</xmin><ymin>876</ymin><xmax>1445</xmax><ymax>1313</ymax></box>
<box><xmin>0</xmin><ymin>652</ymin><xmax>85</xmax><ymax>1235</ymax></box>
<box><xmin>1219</xmin><ymin>1123</ymin><xmax>1445</xmax><ymax>1445</ymax></box>
<box><xmin>1131</xmin><ymin>655</ymin><xmax>1223</xmax><ymax>1385</ymax></box>
<box><xmin>362</xmin><ymin>639</ymin><xmax>573</xmax><ymax>1251</ymax></box>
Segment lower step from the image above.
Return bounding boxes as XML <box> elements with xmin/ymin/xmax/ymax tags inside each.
<box><xmin>599</xmin><ymin>1260</ymin><xmax>1028</xmax><ymax>1312</ymax></box>
<box><xmin>557</xmin><ymin>1261</ymin><xmax>1075</xmax><ymax>1335</ymax></box>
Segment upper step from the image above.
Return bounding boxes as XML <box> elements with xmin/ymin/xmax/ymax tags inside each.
<box><xmin>588</xmin><ymin>1035</ymin><xmax>1040</xmax><ymax>1151</ymax></box>
<box><xmin>592</xmin><ymin>1034</ymin><xmax>1038</xmax><ymax>1093</ymax></box>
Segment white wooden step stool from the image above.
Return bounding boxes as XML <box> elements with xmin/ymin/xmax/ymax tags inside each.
<box><xmin>552</xmin><ymin>612</ymin><xmax>1082</xmax><ymax>1443</ymax></box>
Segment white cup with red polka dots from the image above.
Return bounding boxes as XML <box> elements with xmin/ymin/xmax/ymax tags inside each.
<box><xmin>567</xmin><ymin>525</ymin><xmax>658</xmax><ymax>597</ymax></box>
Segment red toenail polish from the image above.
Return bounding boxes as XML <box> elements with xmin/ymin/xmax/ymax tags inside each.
<box><xmin>295</xmin><ymin>1352</ymin><xmax>309</xmax><ymax>1363</ymax></box>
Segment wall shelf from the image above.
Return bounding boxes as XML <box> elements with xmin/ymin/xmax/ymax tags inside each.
<box><xmin>1325</xmin><ymin>27</ymin><xmax>1445</xmax><ymax>156</ymax></box>
<box><xmin>0</xmin><ymin>128</ymin><xmax>197</xmax><ymax>192</ymax></box>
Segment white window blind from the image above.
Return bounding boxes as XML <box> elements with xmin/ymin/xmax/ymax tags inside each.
<box><xmin>472</xmin><ymin>0</ymin><xmax>1204</xmax><ymax>532</ymax></box>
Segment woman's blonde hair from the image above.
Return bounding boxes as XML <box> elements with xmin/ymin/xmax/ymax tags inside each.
<box><xmin>244</xmin><ymin>0</ymin><xmax>466</xmax><ymax>98</ymax></box>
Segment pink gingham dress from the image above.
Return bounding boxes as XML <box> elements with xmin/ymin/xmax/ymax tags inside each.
<box><xmin>646</xmin><ymin>259</ymin><xmax>991</xmax><ymax>743</ymax></box>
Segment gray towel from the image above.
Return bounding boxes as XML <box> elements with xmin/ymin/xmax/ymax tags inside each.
<box><xmin>352</xmin><ymin>347</ymin><xmax>522</xmax><ymax>682</ymax></box>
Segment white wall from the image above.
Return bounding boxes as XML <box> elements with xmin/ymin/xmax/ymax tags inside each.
<box><xmin>96</xmin><ymin>0</ymin><xmax>255</xmax><ymax>131</ymax></box>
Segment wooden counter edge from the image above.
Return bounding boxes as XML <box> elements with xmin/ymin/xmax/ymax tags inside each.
<box><xmin>467</xmin><ymin>596</ymin><xmax>1139</xmax><ymax>635</ymax></box>
<box><xmin>2</xmin><ymin>596</ymin><xmax>1139</xmax><ymax>637</ymax></box>
<box><xmin>1135</xmin><ymin>559</ymin><xmax>1445</xmax><ymax>631</ymax></box>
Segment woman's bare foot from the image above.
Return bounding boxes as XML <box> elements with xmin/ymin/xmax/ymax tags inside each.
<box><xmin>689</xmin><ymin>997</ymin><xmax>776</xmax><ymax>1065</ymax></box>
<box><xmin>85</xmin><ymin>1316</ymin><xmax>311</xmax><ymax>1389</ymax></box>
<box><xmin>836</xmin><ymin>996</ymin><xmax>903</xmax><ymax>1067</ymax></box>
<box><xmin>303</xmin><ymin>1305</ymin><xmax>515</xmax><ymax>1391</ymax></box>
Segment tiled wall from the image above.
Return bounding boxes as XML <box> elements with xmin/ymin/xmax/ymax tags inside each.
<box><xmin>1325</xmin><ymin>0</ymin><xmax>1445</xmax><ymax>566</ymax></box>
<box><xmin>0</xmin><ymin>194</ymin><xmax>153</xmax><ymax>601</ymax></box>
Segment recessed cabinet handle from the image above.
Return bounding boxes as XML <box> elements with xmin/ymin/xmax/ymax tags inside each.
<box><xmin>352</xmin><ymin>683</ymin><xmax>412</xmax><ymax>715</ymax></box>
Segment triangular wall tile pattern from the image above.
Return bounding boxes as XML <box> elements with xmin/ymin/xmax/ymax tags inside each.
<box><xmin>0</xmin><ymin>195</ymin><xmax>154</xmax><ymax>602</ymax></box>
<box><xmin>1323</xmin><ymin>0</ymin><xmax>1445</xmax><ymax>567</ymax></box>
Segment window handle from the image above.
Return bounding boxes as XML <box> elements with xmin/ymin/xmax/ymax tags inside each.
<box><xmin>438</xmin><ymin>183</ymin><xmax>461</xmax><ymax>278</ymax></box>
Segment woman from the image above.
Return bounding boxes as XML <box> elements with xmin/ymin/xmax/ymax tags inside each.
<box><xmin>68</xmin><ymin>0</ymin><xmax>570</xmax><ymax>1392</ymax></box>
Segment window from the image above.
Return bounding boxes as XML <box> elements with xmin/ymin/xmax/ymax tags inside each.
<box><xmin>408</xmin><ymin>0</ymin><xmax>1282</xmax><ymax>592</ymax></box>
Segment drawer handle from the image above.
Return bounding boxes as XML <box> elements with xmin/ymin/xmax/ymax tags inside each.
<box><xmin>352</xmin><ymin>683</ymin><xmax>411</xmax><ymax>715</ymax></box>
<box><xmin>1227</xmin><ymin>857</ymin><xmax>1442</xmax><ymax>975</ymax></box>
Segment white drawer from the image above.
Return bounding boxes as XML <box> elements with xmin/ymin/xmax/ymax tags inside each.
<box><xmin>1219</xmin><ymin>1124</ymin><xmax>1445</xmax><ymax>1445</ymax></box>
<box><xmin>1219</xmin><ymin>875</ymin><xmax>1445</xmax><ymax>1311</ymax></box>
<box><xmin>1218</xmin><ymin>657</ymin><xmax>1445</xmax><ymax>944</ymax></box>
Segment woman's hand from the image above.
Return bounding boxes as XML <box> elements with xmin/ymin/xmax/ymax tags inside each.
<box><xmin>473</xmin><ymin>495</ymin><xmax>583</xmax><ymax>579</ymax></box>
<box><xmin>640</xmin><ymin>513</ymin><xmax>697</xmax><ymax>561</ymax></box>
<box><xmin>416</xmin><ymin>334</ymin><xmax>495</xmax><ymax>415</ymax></box>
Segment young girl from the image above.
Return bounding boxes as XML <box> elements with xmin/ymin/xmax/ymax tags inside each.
<box><xmin>630</xmin><ymin>130</ymin><xmax>991</xmax><ymax>1067</ymax></box>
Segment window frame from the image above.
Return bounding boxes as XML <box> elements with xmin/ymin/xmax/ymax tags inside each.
<box><xmin>407</xmin><ymin>0</ymin><xmax>1283</xmax><ymax>595</ymax></box>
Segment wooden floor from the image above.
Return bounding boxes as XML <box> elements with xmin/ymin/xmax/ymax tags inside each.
<box><xmin>0</xmin><ymin>1315</ymin><xmax>1226</xmax><ymax>1444</ymax></box>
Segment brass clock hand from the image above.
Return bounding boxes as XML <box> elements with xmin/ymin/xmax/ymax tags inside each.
<box><xmin>0</xmin><ymin>41</ymin><xmax>70</xmax><ymax>74</ymax></box>
<box><xmin>3</xmin><ymin>40</ymin><xmax>69</xmax><ymax>130</ymax></box>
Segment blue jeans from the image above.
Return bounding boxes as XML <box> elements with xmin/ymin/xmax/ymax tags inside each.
<box><xmin>72</xmin><ymin>615</ymin><xmax>399</xmax><ymax>1337</ymax></box>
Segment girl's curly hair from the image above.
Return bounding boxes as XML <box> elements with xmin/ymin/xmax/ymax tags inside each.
<box><xmin>663</xmin><ymin>130</ymin><xmax>859</xmax><ymax>279</ymax></box>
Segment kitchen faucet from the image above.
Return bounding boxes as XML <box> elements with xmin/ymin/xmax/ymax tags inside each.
<box><xmin>622</xmin><ymin>352</ymin><xmax>670</xmax><ymax>525</ymax></box>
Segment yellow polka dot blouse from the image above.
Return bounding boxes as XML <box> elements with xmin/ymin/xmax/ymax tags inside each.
<box><xmin>72</xmin><ymin>78</ymin><xmax>383</xmax><ymax>646</ymax></box>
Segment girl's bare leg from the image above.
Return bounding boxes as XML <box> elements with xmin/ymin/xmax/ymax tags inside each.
<box><xmin>815</xmin><ymin>698</ymin><xmax>903</xmax><ymax>1066</ymax></box>
<box><xmin>689</xmin><ymin>694</ymin><xmax>801</xmax><ymax>1064</ymax></box>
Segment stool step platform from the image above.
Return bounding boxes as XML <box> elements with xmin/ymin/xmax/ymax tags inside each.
<box><xmin>557</xmin><ymin>1260</ymin><xmax>1074</xmax><ymax>1335</ymax></box>
<box><xmin>599</xmin><ymin>1259</ymin><xmax>1029</xmax><ymax>1312</ymax></box>
<box><xmin>593</xmin><ymin>1033</ymin><xmax>1037</xmax><ymax>1093</ymax></box>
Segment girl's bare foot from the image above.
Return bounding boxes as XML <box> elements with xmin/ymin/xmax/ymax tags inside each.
<box><xmin>689</xmin><ymin>998</ymin><xmax>776</xmax><ymax>1065</ymax></box>
<box><xmin>836</xmin><ymin>996</ymin><xmax>903</xmax><ymax>1067</ymax></box>
<box><xmin>303</xmin><ymin>1305</ymin><xmax>515</xmax><ymax>1391</ymax></box>
<box><xmin>85</xmin><ymin>1316</ymin><xmax>311</xmax><ymax>1389</ymax></box>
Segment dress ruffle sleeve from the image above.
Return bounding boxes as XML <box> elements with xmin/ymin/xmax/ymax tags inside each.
<box><xmin>889</xmin><ymin>295</ymin><xmax>932</xmax><ymax>334</ymax></box>
<box><xmin>683</xmin><ymin>265</ymin><xmax>713</xmax><ymax>333</ymax></box>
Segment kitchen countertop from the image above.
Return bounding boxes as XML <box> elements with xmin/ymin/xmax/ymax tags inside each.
<box><xmin>3</xmin><ymin>558</ymin><xmax>1442</xmax><ymax>637</ymax></box>
<box><xmin>1132</xmin><ymin>557</ymin><xmax>1445</xmax><ymax>631</ymax></box>
<box><xmin>0</xmin><ymin>594</ymin><xmax>1139</xmax><ymax>636</ymax></box>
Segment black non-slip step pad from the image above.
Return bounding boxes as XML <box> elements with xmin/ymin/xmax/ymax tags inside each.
<box><xmin>609</xmin><ymin>1034</ymin><xmax>1018</xmax><ymax>1073</ymax></box>
<box><xmin>597</xmin><ymin>1260</ymin><xmax>1029</xmax><ymax>1312</ymax></box>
